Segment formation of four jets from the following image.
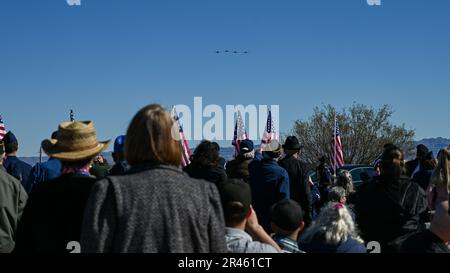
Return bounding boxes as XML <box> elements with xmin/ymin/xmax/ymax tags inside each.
<box><xmin>215</xmin><ymin>50</ymin><xmax>249</xmax><ymax>54</ymax></box>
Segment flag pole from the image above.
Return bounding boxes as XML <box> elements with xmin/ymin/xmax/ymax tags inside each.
<box><xmin>333</xmin><ymin>111</ymin><xmax>337</xmax><ymax>175</ymax></box>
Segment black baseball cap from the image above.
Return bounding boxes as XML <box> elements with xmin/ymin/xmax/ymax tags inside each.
<box><xmin>220</xmin><ymin>178</ymin><xmax>252</xmax><ymax>214</ymax></box>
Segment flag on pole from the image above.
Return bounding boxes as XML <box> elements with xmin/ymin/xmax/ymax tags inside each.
<box><xmin>0</xmin><ymin>115</ymin><xmax>6</xmax><ymax>140</ymax></box>
<box><xmin>171</xmin><ymin>107</ymin><xmax>191</xmax><ymax>167</ymax></box>
<box><xmin>331</xmin><ymin>114</ymin><xmax>344</xmax><ymax>173</ymax></box>
<box><xmin>260</xmin><ymin>109</ymin><xmax>278</xmax><ymax>151</ymax></box>
<box><xmin>232</xmin><ymin>110</ymin><xmax>248</xmax><ymax>156</ymax></box>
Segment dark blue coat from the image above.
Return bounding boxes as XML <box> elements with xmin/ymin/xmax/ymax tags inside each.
<box><xmin>3</xmin><ymin>156</ymin><xmax>32</xmax><ymax>188</ymax></box>
<box><xmin>249</xmin><ymin>154</ymin><xmax>290</xmax><ymax>232</ymax></box>
<box><xmin>24</xmin><ymin>158</ymin><xmax>61</xmax><ymax>194</ymax></box>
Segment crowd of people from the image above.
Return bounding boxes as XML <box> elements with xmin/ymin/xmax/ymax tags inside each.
<box><xmin>0</xmin><ymin>103</ymin><xmax>449</xmax><ymax>253</ymax></box>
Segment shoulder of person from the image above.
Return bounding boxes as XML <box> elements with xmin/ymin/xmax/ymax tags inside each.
<box><xmin>0</xmin><ymin>168</ymin><xmax>21</xmax><ymax>189</ymax></box>
<box><xmin>248</xmin><ymin>241</ymin><xmax>280</xmax><ymax>253</ymax></box>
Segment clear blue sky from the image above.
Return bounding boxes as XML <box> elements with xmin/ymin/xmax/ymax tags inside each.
<box><xmin>1</xmin><ymin>0</ymin><xmax>449</xmax><ymax>156</ymax></box>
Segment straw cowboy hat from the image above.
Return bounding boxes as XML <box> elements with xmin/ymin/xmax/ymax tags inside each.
<box><xmin>42</xmin><ymin>121</ymin><xmax>111</xmax><ymax>162</ymax></box>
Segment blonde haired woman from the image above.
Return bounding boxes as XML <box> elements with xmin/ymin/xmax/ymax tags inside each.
<box><xmin>298</xmin><ymin>202</ymin><xmax>366</xmax><ymax>253</ymax></box>
<box><xmin>428</xmin><ymin>148</ymin><xmax>450</xmax><ymax>211</ymax></box>
<box><xmin>401</xmin><ymin>148</ymin><xmax>450</xmax><ymax>252</ymax></box>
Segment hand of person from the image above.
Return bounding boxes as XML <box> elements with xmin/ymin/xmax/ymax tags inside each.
<box><xmin>245</xmin><ymin>206</ymin><xmax>260</xmax><ymax>234</ymax></box>
<box><xmin>430</xmin><ymin>198</ymin><xmax>450</xmax><ymax>243</ymax></box>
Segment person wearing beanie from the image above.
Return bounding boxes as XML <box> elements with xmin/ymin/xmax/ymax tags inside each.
<box><xmin>2</xmin><ymin>131</ymin><xmax>32</xmax><ymax>187</ymax></box>
<box><xmin>108</xmin><ymin>135</ymin><xmax>129</xmax><ymax>175</ymax></box>
<box><xmin>226</xmin><ymin>139</ymin><xmax>255</xmax><ymax>183</ymax></box>
<box><xmin>279</xmin><ymin>136</ymin><xmax>312</xmax><ymax>227</ymax></box>
<box><xmin>270</xmin><ymin>199</ymin><xmax>306</xmax><ymax>253</ymax></box>
<box><xmin>249</xmin><ymin>139</ymin><xmax>290</xmax><ymax>233</ymax></box>
<box><xmin>0</xmin><ymin>140</ymin><xmax>28</xmax><ymax>253</ymax></box>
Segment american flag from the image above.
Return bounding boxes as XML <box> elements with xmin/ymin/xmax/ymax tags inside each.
<box><xmin>232</xmin><ymin>110</ymin><xmax>248</xmax><ymax>156</ymax></box>
<box><xmin>331</xmin><ymin>115</ymin><xmax>344</xmax><ymax>173</ymax></box>
<box><xmin>260</xmin><ymin>110</ymin><xmax>278</xmax><ymax>151</ymax></box>
<box><xmin>0</xmin><ymin>115</ymin><xmax>6</xmax><ymax>140</ymax></box>
<box><xmin>171</xmin><ymin>107</ymin><xmax>191</xmax><ymax>167</ymax></box>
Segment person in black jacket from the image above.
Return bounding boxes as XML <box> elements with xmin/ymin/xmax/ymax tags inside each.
<box><xmin>14</xmin><ymin>121</ymin><xmax>110</xmax><ymax>253</ymax></box>
<box><xmin>412</xmin><ymin>151</ymin><xmax>436</xmax><ymax>191</ymax></box>
<box><xmin>353</xmin><ymin>145</ymin><xmax>427</xmax><ymax>253</ymax></box>
<box><xmin>278</xmin><ymin>136</ymin><xmax>312</xmax><ymax>227</ymax></box>
<box><xmin>405</xmin><ymin>144</ymin><xmax>429</xmax><ymax>178</ymax></box>
<box><xmin>401</xmin><ymin>154</ymin><xmax>450</xmax><ymax>253</ymax></box>
<box><xmin>184</xmin><ymin>140</ymin><xmax>227</xmax><ymax>188</ymax></box>
<box><xmin>226</xmin><ymin>139</ymin><xmax>254</xmax><ymax>183</ymax></box>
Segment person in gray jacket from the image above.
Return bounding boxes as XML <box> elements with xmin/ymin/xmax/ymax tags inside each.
<box><xmin>81</xmin><ymin>104</ymin><xmax>227</xmax><ymax>253</ymax></box>
<box><xmin>0</xmin><ymin>140</ymin><xmax>27</xmax><ymax>253</ymax></box>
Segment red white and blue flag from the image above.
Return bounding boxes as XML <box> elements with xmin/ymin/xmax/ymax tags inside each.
<box><xmin>261</xmin><ymin>110</ymin><xmax>278</xmax><ymax>151</ymax></box>
<box><xmin>171</xmin><ymin>107</ymin><xmax>191</xmax><ymax>167</ymax></box>
<box><xmin>331</xmin><ymin>114</ymin><xmax>344</xmax><ymax>172</ymax></box>
<box><xmin>0</xmin><ymin>115</ymin><xmax>6</xmax><ymax>140</ymax></box>
<box><xmin>232</xmin><ymin>110</ymin><xmax>248</xmax><ymax>156</ymax></box>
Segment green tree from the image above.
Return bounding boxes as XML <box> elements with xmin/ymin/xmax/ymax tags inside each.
<box><xmin>291</xmin><ymin>104</ymin><xmax>415</xmax><ymax>166</ymax></box>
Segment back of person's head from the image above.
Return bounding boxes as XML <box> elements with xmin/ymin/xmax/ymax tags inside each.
<box><xmin>113</xmin><ymin>135</ymin><xmax>126</xmax><ymax>162</ymax></box>
<box><xmin>336</xmin><ymin>170</ymin><xmax>355</xmax><ymax>195</ymax></box>
<box><xmin>262</xmin><ymin>140</ymin><xmax>282</xmax><ymax>159</ymax></box>
<box><xmin>114</xmin><ymin>135</ymin><xmax>126</xmax><ymax>154</ymax></box>
<box><xmin>125</xmin><ymin>104</ymin><xmax>182</xmax><ymax>167</ymax></box>
<box><xmin>282</xmin><ymin>136</ymin><xmax>303</xmax><ymax>155</ymax></box>
<box><xmin>319</xmin><ymin>156</ymin><xmax>327</xmax><ymax>164</ymax></box>
<box><xmin>380</xmin><ymin>145</ymin><xmax>405</xmax><ymax>180</ymax></box>
<box><xmin>419</xmin><ymin>151</ymin><xmax>436</xmax><ymax>171</ymax></box>
<box><xmin>190</xmin><ymin>140</ymin><xmax>220</xmax><ymax>169</ymax></box>
<box><xmin>328</xmin><ymin>186</ymin><xmax>347</xmax><ymax>204</ymax></box>
<box><xmin>41</xmin><ymin>121</ymin><xmax>110</xmax><ymax>169</ymax></box>
<box><xmin>4</xmin><ymin>131</ymin><xmax>18</xmax><ymax>154</ymax></box>
<box><xmin>416</xmin><ymin>144</ymin><xmax>429</xmax><ymax>159</ymax></box>
<box><xmin>219</xmin><ymin>178</ymin><xmax>252</xmax><ymax>227</ymax></box>
<box><xmin>300</xmin><ymin>202</ymin><xmax>363</xmax><ymax>245</ymax></box>
<box><xmin>212</xmin><ymin>141</ymin><xmax>220</xmax><ymax>152</ymax></box>
<box><xmin>239</xmin><ymin>139</ymin><xmax>255</xmax><ymax>159</ymax></box>
<box><xmin>271</xmin><ymin>199</ymin><xmax>304</xmax><ymax>237</ymax></box>
<box><xmin>383</xmin><ymin>143</ymin><xmax>395</xmax><ymax>150</ymax></box>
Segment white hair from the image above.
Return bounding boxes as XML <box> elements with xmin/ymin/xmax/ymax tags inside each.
<box><xmin>300</xmin><ymin>202</ymin><xmax>364</xmax><ymax>245</ymax></box>
<box><xmin>242</xmin><ymin>150</ymin><xmax>255</xmax><ymax>159</ymax></box>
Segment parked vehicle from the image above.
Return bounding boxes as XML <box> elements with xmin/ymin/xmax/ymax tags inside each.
<box><xmin>310</xmin><ymin>164</ymin><xmax>376</xmax><ymax>186</ymax></box>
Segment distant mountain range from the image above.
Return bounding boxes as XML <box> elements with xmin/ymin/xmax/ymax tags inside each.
<box><xmin>18</xmin><ymin>138</ymin><xmax>450</xmax><ymax>166</ymax></box>
<box><xmin>415</xmin><ymin>137</ymin><xmax>450</xmax><ymax>157</ymax></box>
<box><xmin>18</xmin><ymin>147</ymin><xmax>238</xmax><ymax>167</ymax></box>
